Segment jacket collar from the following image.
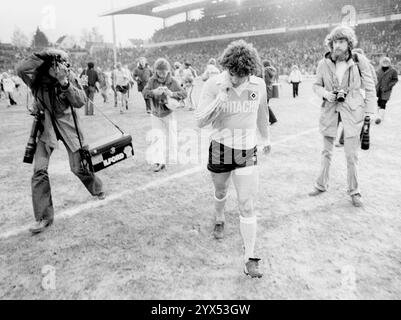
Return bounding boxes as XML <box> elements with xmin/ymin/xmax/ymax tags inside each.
<box><xmin>324</xmin><ymin>50</ymin><xmax>355</xmax><ymax>74</ymax></box>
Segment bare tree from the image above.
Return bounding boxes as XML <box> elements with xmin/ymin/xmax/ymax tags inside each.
<box><xmin>11</xmin><ymin>27</ymin><xmax>29</xmax><ymax>48</ymax></box>
<box><xmin>80</xmin><ymin>27</ymin><xmax>104</xmax><ymax>46</ymax></box>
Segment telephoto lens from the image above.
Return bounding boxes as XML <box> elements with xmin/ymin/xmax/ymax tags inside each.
<box><xmin>361</xmin><ymin>116</ymin><xmax>370</xmax><ymax>150</ymax></box>
<box><xmin>23</xmin><ymin>113</ymin><xmax>43</xmax><ymax>164</ymax></box>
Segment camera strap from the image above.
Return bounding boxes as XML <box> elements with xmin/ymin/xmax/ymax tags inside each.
<box><xmin>86</xmin><ymin>98</ymin><xmax>125</xmax><ymax>135</ymax></box>
<box><xmin>36</xmin><ymin>88</ymin><xmax>62</xmax><ymax>141</ymax></box>
<box><xmin>70</xmin><ymin>104</ymin><xmax>84</xmax><ymax>150</ymax></box>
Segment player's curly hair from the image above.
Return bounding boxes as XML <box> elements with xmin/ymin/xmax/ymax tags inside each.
<box><xmin>218</xmin><ymin>39</ymin><xmax>262</xmax><ymax>77</ymax></box>
<box><xmin>325</xmin><ymin>25</ymin><xmax>358</xmax><ymax>51</ymax></box>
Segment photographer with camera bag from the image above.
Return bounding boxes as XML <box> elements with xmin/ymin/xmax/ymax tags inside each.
<box><xmin>308</xmin><ymin>26</ymin><xmax>376</xmax><ymax>207</ymax></box>
<box><xmin>16</xmin><ymin>49</ymin><xmax>105</xmax><ymax>234</ymax></box>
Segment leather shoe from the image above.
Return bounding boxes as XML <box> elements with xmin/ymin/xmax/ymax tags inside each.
<box><xmin>97</xmin><ymin>192</ymin><xmax>106</xmax><ymax>200</ymax></box>
<box><xmin>29</xmin><ymin>219</ymin><xmax>53</xmax><ymax>235</ymax></box>
<box><xmin>153</xmin><ymin>163</ymin><xmax>166</xmax><ymax>172</ymax></box>
<box><xmin>351</xmin><ymin>194</ymin><xmax>363</xmax><ymax>207</ymax></box>
<box><xmin>308</xmin><ymin>188</ymin><xmax>325</xmax><ymax>197</ymax></box>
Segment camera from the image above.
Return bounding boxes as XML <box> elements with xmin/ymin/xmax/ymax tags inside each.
<box><xmin>333</xmin><ymin>89</ymin><xmax>348</xmax><ymax>102</ymax></box>
<box><xmin>23</xmin><ymin>112</ymin><xmax>44</xmax><ymax>164</ymax></box>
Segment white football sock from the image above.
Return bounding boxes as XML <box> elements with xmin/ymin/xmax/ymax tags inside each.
<box><xmin>240</xmin><ymin>215</ymin><xmax>257</xmax><ymax>262</ymax></box>
<box><xmin>214</xmin><ymin>193</ymin><xmax>227</xmax><ymax>222</ymax></box>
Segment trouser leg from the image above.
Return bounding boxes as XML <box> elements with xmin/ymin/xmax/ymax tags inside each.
<box><xmin>88</xmin><ymin>88</ymin><xmax>95</xmax><ymax>115</ymax></box>
<box><xmin>315</xmin><ymin>136</ymin><xmax>334</xmax><ymax>191</ymax></box>
<box><xmin>344</xmin><ymin>135</ymin><xmax>360</xmax><ymax>196</ymax></box>
<box><xmin>144</xmin><ymin>97</ymin><xmax>151</xmax><ymax>113</ymax></box>
<box><xmin>66</xmin><ymin>144</ymin><xmax>103</xmax><ymax>196</ymax></box>
<box><xmin>150</xmin><ymin>115</ymin><xmax>167</xmax><ymax>164</ymax></box>
<box><xmin>166</xmin><ymin>113</ymin><xmax>178</xmax><ymax>164</ymax></box>
<box><xmin>32</xmin><ymin>141</ymin><xmax>54</xmax><ymax>222</ymax></box>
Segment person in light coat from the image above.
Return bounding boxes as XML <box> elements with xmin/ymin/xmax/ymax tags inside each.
<box><xmin>287</xmin><ymin>65</ymin><xmax>302</xmax><ymax>98</ymax></box>
<box><xmin>142</xmin><ymin>58</ymin><xmax>187</xmax><ymax>172</ymax></box>
<box><xmin>308</xmin><ymin>26</ymin><xmax>376</xmax><ymax>207</ymax></box>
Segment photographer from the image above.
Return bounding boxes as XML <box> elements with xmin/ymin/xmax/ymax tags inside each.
<box><xmin>142</xmin><ymin>58</ymin><xmax>187</xmax><ymax>172</ymax></box>
<box><xmin>16</xmin><ymin>49</ymin><xmax>105</xmax><ymax>234</ymax></box>
<box><xmin>308</xmin><ymin>26</ymin><xmax>376</xmax><ymax>207</ymax></box>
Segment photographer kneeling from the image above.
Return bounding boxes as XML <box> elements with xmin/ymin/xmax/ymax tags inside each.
<box><xmin>16</xmin><ymin>49</ymin><xmax>105</xmax><ymax>235</ymax></box>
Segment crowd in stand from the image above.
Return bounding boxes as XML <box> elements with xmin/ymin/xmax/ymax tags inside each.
<box><xmin>1</xmin><ymin>13</ymin><xmax>401</xmax><ymax>85</ymax></box>
<box><xmin>151</xmin><ymin>0</ymin><xmax>401</xmax><ymax>43</ymax></box>
<box><xmin>146</xmin><ymin>21</ymin><xmax>401</xmax><ymax>76</ymax></box>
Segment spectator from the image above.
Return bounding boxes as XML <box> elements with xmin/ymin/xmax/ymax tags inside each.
<box><xmin>1</xmin><ymin>72</ymin><xmax>17</xmax><ymax>107</ymax></box>
<box><xmin>80</xmin><ymin>62</ymin><xmax>99</xmax><ymax>115</ymax></box>
<box><xmin>287</xmin><ymin>65</ymin><xmax>302</xmax><ymax>98</ymax></box>
<box><xmin>201</xmin><ymin>58</ymin><xmax>220</xmax><ymax>81</ymax></box>
<box><xmin>112</xmin><ymin>62</ymin><xmax>131</xmax><ymax>114</ymax></box>
<box><xmin>142</xmin><ymin>58</ymin><xmax>187</xmax><ymax>172</ymax></box>
<box><xmin>182</xmin><ymin>62</ymin><xmax>197</xmax><ymax>110</ymax></box>
<box><xmin>133</xmin><ymin>57</ymin><xmax>153</xmax><ymax>114</ymax></box>
<box><xmin>375</xmin><ymin>56</ymin><xmax>398</xmax><ymax>124</ymax></box>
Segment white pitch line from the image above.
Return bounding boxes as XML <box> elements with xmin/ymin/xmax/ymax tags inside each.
<box><xmin>0</xmin><ymin>124</ymin><xmax>362</xmax><ymax>240</ymax></box>
<box><xmin>3</xmin><ymin>98</ymin><xmax>401</xmax><ymax>239</ymax></box>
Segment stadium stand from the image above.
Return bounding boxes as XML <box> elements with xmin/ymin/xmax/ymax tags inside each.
<box><xmin>1</xmin><ymin>0</ymin><xmax>401</xmax><ymax>76</ymax></box>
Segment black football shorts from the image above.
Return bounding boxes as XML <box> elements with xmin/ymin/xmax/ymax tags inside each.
<box><xmin>207</xmin><ymin>140</ymin><xmax>257</xmax><ymax>174</ymax></box>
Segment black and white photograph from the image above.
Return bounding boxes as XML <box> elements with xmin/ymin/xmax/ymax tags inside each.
<box><xmin>0</xmin><ymin>0</ymin><xmax>401</xmax><ymax>304</ymax></box>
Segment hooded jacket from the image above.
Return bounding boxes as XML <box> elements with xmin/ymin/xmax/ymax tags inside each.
<box><xmin>133</xmin><ymin>63</ymin><xmax>153</xmax><ymax>92</ymax></box>
<box><xmin>142</xmin><ymin>73</ymin><xmax>187</xmax><ymax>118</ymax></box>
<box><xmin>376</xmin><ymin>66</ymin><xmax>398</xmax><ymax>101</ymax></box>
<box><xmin>313</xmin><ymin>51</ymin><xmax>376</xmax><ymax>138</ymax></box>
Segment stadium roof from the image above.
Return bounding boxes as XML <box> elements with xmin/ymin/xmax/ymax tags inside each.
<box><xmin>100</xmin><ymin>0</ymin><xmax>273</xmax><ymax>19</ymax></box>
<box><xmin>100</xmin><ymin>0</ymin><xmax>206</xmax><ymax>19</ymax></box>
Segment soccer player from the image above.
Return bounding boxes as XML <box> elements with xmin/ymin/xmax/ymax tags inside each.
<box><xmin>195</xmin><ymin>40</ymin><xmax>271</xmax><ymax>278</ymax></box>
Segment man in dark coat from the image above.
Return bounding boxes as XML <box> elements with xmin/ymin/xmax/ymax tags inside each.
<box><xmin>262</xmin><ymin>60</ymin><xmax>278</xmax><ymax>125</ymax></box>
<box><xmin>375</xmin><ymin>56</ymin><xmax>398</xmax><ymax>124</ymax></box>
<box><xmin>80</xmin><ymin>62</ymin><xmax>99</xmax><ymax>115</ymax></box>
<box><xmin>133</xmin><ymin>57</ymin><xmax>153</xmax><ymax>114</ymax></box>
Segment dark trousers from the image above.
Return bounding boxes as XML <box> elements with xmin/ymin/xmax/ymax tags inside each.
<box><xmin>378</xmin><ymin>98</ymin><xmax>388</xmax><ymax>109</ymax></box>
<box><xmin>292</xmin><ymin>82</ymin><xmax>300</xmax><ymax>97</ymax></box>
<box><xmin>267</xmin><ymin>100</ymin><xmax>277</xmax><ymax>125</ymax></box>
<box><xmin>145</xmin><ymin>98</ymin><xmax>151</xmax><ymax>112</ymax></box>
<box><xmin>338</xmin><ymin>113</ymin><xmax>344</xmax><ymax>144</ymax></box>
<box><xmin>84</xmin><ymin>86</ymin><xmax>96</xmax><ymax>115</ymax></box>
<box><xmin>6</xmin><ymin>92</ymin><xmax>17</xmax><ymax>105</ymax></box>
<box><xmin>32</xmin><ymin>140</ymin><xmax>103</xmax><ymax>222</ymax></box>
